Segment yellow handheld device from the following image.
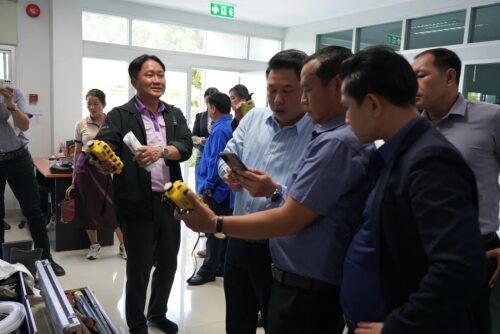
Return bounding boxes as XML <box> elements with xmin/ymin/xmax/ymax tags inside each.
<box><xmin>164</xmin><ymin>180</ymin><xmax>205</xmax><ymax>211</ymax></box>
<box><xmin>86</xmin><ymin>140</ymin><xmax>124</xmax><ymax>174</ymax></box>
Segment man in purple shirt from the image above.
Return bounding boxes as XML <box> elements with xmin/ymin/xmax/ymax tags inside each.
<box><xmin>93</xmin><ymin>54</ymin><xmax>193</xmax><ymax>334</ymax></box>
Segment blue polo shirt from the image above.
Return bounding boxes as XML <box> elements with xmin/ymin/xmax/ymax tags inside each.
<box><xmin>270</xmin><ymin>115</ymin><xmax>374</xmax><ymax>285</ymax></box>
<box><xmin>341</xmin><ymin>116</ymin><xmax>421</xmax><ymax>324</ymax></box>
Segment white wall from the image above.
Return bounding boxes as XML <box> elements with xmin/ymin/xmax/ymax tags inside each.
<box><xmin>17</xmin><ymin>0</ymin><xmax>52</xmax><ymax>157</ymax></box>
<box><xmin>284</xmin><ymin>0</ymin><xmax>500</xmax><ymax>64</ymax></box>
<box><xmin>51</xmin><ymin>0</ymin><xmax>83</xmax><ymax>145</ymax></box>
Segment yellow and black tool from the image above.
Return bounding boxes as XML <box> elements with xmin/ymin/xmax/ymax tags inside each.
<box><xmin>163</xmin><ymin>180</ymin><xmax>205</xmax><ymax>211</ymax></box>
<box><xmin>86</xmin><ymin>140</ymin><xmax>124</xmax><ymax>174</ymax></box>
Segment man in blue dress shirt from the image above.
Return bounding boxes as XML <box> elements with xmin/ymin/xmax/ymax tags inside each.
<box><xmin>178</xmin><ymin>46</ymin><xmax>373</xmax><ymax>334</ymax></box>
<box><xmin>215</xmin><ymin>49</ymin><xmax>315</xmax><ymax>334</ymax></box>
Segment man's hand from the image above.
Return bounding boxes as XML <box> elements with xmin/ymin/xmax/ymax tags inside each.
<box><xmin>222</xmin><ymin>168</ymin><xmax>243</xmax><ymax>192</ymax></box>
<box><xmin>235</xmin><ymin>168</ymin><xmax>277</xmax><ymax>198</ymax></box>
<box><xmin>134</xmin><ymin>146</ymin><xmax>162</xmax><ymax>167</ymax></box>
<box><xmin>175</xmin><ymin>191</ymin><xmax>218</xmax><ymax>233</ymax></box>
<box><xmin>199</xmin><ymin>137</ymin><xmax>207</xmax><ymax>146</ymax></box>
<box><xmin>355</xmin><ymin>322</ymin><xmax>384</xmax><ymax>334</ymax></box>
<box><xmin>486</xmin><ymin>247</ymin><xmax>500</xmax><ymax>287</ymax></box>
<box><xmin>0</xmin><ymin>87</ymin><xmax>16</xmax><ymax>110</ymax></box>
<box><xmin>88</xmin><ymin>158</ymin><xmax>114</xmax><ymax>175</ymax></box>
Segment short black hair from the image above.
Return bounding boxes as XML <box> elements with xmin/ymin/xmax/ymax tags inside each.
<box><xmin>128</xmin><ymin>54</ymin><xmax>165</xmax><ymax>79</ymax></box>
<box><xmin>204</xmin><ymin>87</ymin><xmax>219</xmax><ymax>97</ymax></box>
<box><xmin>304</xmin><ymin>46</ymin><xmax>353</xmax><ymax>87</ymax></box>
<box><xmin>339</xmin><ymin>46</ymin><xmax>417</xmax><ymax>107</ymax></box>
<box><xmin>207</xmin><ymin>92</ymin><xmax>231</xmax><ymax>114</ymax></box>
<box><xmin>86</xmin><ymin>88</ymin><xmax>106</xmax><ymax>107</ymax></box>
<box><xmin>229</xmin><ymin>84</ymin><xmax>253</xmax><ymax>101</ymax></box>
<box><xmin>266</xmin><ymin>49</ymin><xmax>308</xmax><ymax>80</ymax></box>
<box><xmin>414</xmin><ymin>48</ymin><xmax>461</xmax><ymax>84</ymax></box>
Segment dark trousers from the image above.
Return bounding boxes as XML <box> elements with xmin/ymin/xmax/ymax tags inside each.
<box><xmin>267</xmin><ymin>280</ymin><xmax>344</xmax><ymax>334</ymax></box>
<box><xmin>0</xmin><ymin>179</ymin><xmax>5</xmax><ymax>222</ymax></box>
<box><xmin>473</xmin><ymin>233</ymin><xmax>500</xmax><ymax>334</ymax></box>
<box><xmin>224</xmin><ymin>240</ymin><xmax>273</xmax><ymax>334</ymax></box>
<box><xmin>0</xmin><ymin>152</ymin><xmax>51</xmax><ymax>259</ymax></box>
<box><xmin>198</xmin><ymin>194</ymin><xmax>230</xmax><ymax>277</ymax></box>
<box><xmin>36</xmin><ymin>171</ymin><xmax>56</xmax><ymax>225</ymax></box>
<box><xmin>121</xmin><ymin>194</ymin><xmax>180</xmax><ymax>333</ymax></box>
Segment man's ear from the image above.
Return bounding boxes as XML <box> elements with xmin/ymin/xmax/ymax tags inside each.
<box><xmin>131</xmin><ymin>78</ymin><xmax>137</xmax><ymax>89</ymax></box>
<box><xmin>329</xmin><ymin>75</ymin><xmax>342</xmax><ymax>94</ymax></box>
<box><xmin>365</xmin><ymin>93</ymin><xmax>384</xmax><ymax>119</ymax></box>
<box><xmin>445</xmin><ymin>68</ymin><xmax>458</xmax><ymax>86</ymax></box>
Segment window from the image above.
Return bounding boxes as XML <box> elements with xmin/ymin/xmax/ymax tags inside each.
<box><xmin>83</xmin><ymin>12</ymin><xmax>280</xmax><ymax>62</ymax></box>
<box><xmin>132</xmin><ymin>19</ymin><xmax>204</xmax><ymax>54</ymax></box>
<box><xmin>0</xmin><ymin>48</ymin><xmax>12</xmax><ymax>81</ymax></box>
<box><xmin>357</xmin><ymin>22</ymin><xmax>402</xmax><ymax>51</ymax></box>
<box><xmin>469</xmin><ymin>4</ymin><xmax>500</xmax><ymax>43</ymax></box>
<box><xmin>82</xmin><ymin>58</ymin><xmax>129</xmax><ymax>117</ymax></box>
<box><xmin>249</xmin><ymin>37</ymin><xmax>281</xmax><ymax>62</ymax></box>
<box><xmin>206</xmin><ymin>31</ymin><xmax>247</xmax><ymax>59</ymax></box>
<box><xmin>463</xmin><ymin>63</ymin><xmax>500</xmax><ymax>105</ymax></box>
<box><xmin>406</xmin><ymin>11</ymin><xmax>466</xmax><ymax>50</ymax></box>
<box><xmin>82</xmin><ymin>12</ymin><xmax>128</xmax><ymax>45</ymax></box>
<box><xmin>317</xmin><ymin>30</ymin><xmax>353</xmax><ymax>51</ymax></box>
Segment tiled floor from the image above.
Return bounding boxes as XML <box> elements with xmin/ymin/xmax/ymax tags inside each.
<box><xmin>4</xmin><ymin>215</ymin><xmax>265</xmax><ymax>334</ymax></box>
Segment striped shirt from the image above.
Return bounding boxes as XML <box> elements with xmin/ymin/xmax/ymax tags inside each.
<box><xmin>0</xmin><ymin>88</ymin><xmax>30</xmax><ymax>153</ymax></box>
<box><xmin>422</xmin><ymin>94</ymin><xmax>500</xmax><ymax>234</ymax></box>
<box><xmin>218</xmin><ymin>107</ymin><xmax>314</xmax><ymax>217</ymax></box>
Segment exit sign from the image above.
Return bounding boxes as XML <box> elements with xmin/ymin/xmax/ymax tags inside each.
<box><xmin>210</xmin><ymin>2</ymin><xmax>234</xmax><ymax>19</ymax></box>
<box><xmin>386</xmin><ymin>33</ymin><xmax>401</xmax><ymax>47</ymax></box>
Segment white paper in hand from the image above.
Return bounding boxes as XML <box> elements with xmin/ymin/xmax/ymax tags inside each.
<box><xmin>123</xmin><ymin>131</ymin><xmax>154</xmax><ymax>172</ymax></box>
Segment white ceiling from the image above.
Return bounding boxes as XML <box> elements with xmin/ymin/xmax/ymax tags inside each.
<box><xmin>121</xmin><ymin>0</ymin><xmax>412</xmax><ymax>27</ymax></box>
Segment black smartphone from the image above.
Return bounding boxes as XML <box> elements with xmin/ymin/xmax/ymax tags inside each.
<box><xmin>219</xmin><ymin>152</ymin><xmax>248</xmax><ymax>172</ymax></box>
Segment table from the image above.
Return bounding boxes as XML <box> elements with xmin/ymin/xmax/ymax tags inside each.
<box><xmin>32</xmin><ymin>158</ymin><xmax>113</xmax><ymax>251</ymax></box>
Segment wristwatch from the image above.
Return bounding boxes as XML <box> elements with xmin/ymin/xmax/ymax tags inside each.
<box><xmin>162</xmin><ymin>146</ymin><xmax>169</xmax><ymax>160</ymax></box>
<box><xmin>7</xmin><ymin>103</ymin><xmax>19</xmax><ymax>113</ymax></box>
<box><xmin>266</xmin><ymin>183</ymin><xmax>283</xmax><ymax>203</ymax></box>
<box><xmin>214</xmin><ymin>215</ymin><xmax>226</xmax><ymax>239</ymax></box>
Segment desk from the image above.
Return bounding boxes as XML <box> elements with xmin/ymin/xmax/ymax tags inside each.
<box><xmin>32</xmin><ymin>158</ymin><xmax>113</xmax><ymax>252</ymax></box>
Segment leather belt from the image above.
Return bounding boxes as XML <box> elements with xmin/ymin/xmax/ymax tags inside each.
<box><xmin>0</xmin><ymin>146</ymin><xmax>28</xmax><ymax>162</ymax></box>
<box><xmin>271</xmin><ymin>264</ymin><xmax>337</xmax><ymax>292</ymax></box>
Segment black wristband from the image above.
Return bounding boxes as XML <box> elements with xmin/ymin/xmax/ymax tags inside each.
<box><xmin>216</xmin><ymin>215</ymin><xmax>224</xmax><ymax>233</ymax></box>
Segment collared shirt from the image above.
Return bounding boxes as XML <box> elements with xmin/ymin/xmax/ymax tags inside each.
<box><xmin>134</xmin><ymin>96</ymin><xmax>170</xmax><ymax>192</ymax></box>
<box><xmin>341</xmin><ymin>116</ymin><xmax>421</xmax><ymax>324</ymax></box>
<box><xmin>197</xmin><ymin>114</ymin><xmax>234</xmax><ymax>205</ymax></box>
<box><xmin>75</xmin><ymin>116</ymin><xmax>106</xmax><ymax>151</ymax></box>
<box><xmin>0</xmin><ymin>88</ymin><xmax>30</xmax><ymax>153</ymax></box>
<box><xmin>422</xmin><ymin>94</ymin><xmax>500</xmax><ymax>234</ymax></box>
<box><xmin>270</xmin><ymin>115</ymin><xmax>374</xmax><ymax>285</ymax></box>
<box><xmin>218</xmin><ymin>107</ymin><xmax>315</xmax><ymax>217</ymax></box>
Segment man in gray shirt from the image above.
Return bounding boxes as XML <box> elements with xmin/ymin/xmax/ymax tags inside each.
<box><xmin>0</xmin><ymin>85</ymin><xmax>65</xmax><ymax>275</ymax></box>
<box><xmin>413</xmin><ymin>47</ymin><xmax>500</xmax><ymax>333</ymax></box>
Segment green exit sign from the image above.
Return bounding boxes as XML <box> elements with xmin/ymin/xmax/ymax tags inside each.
<box><xmin>386</xmin><ymin>33</ymin><xmax>401</xmax><ymax>47</ymax></box>
<box><xmin>210</xmin><ymin>2</ymin><xmax>234</xmax><ymax>19</ymax></box>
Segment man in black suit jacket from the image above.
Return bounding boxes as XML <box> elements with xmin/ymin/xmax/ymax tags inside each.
<box><xmin>338</xmin><ymin>46</ymin><xmax>486</xmax><ymax>334</ymax></box>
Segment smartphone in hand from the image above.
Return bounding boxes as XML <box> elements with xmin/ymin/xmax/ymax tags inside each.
<box><xmin>219</xmin><ymin>152</ymin><xmax>248</xmax><ymax>172</ymax></box>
